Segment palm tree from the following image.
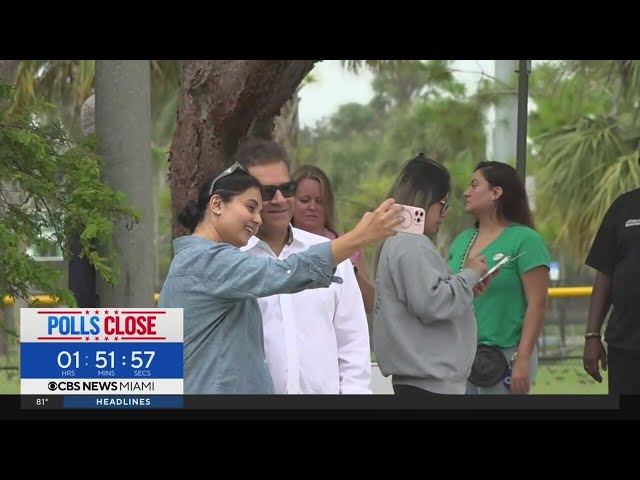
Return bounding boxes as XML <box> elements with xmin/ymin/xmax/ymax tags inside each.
<box><xmin>10</xmin><ymin>60</ymin><xmax>95</xmax><ymax>139</ymax></box>
<box><xmin>10</xmin><ymin>60</ymin><xmax>183</xmax><ymax>291</ymax></box>
<box><xmin>10</xmin><ymin>60</ymin><xmax>181</xmax><ymax>143</ymax></box>
<box><xmin>531</xmin><ymin>60</ymin><xmax>640</xmax><ymax>263</ymax></box>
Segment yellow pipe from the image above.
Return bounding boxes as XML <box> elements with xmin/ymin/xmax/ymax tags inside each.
<box><xmin>548</xmin><ymin>286</ymin><xmax>592</xmax><ymax>298</ymax></box>
<box><xmin>2</xmin><ymin>295</ymin><xmax>60</xmax><ymax>306</ymax></box>
<box><xmin>3</xmin><ymin>286</ymin><xmax>594</xmax><ymax>306</ymax></box>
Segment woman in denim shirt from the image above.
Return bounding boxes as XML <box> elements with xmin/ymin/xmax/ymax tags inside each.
<box><xmin>158</xmin><ymin>162</ymin><xmax>402</xmax><ymax>394</ymax></box>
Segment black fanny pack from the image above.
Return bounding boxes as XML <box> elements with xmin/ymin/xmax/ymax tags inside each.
<box><xmin>468</xmin><ymin>344</ymin><xmax>509</xmax><ymax>387</ymax></box>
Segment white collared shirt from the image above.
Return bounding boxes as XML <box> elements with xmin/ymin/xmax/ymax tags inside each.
<box><xmin>241</xmin><ymin>227</ymin><xmax>371</xmax><ymax>394</ymax></box>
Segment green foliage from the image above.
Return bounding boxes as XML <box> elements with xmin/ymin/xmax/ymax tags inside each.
<box><xmin>9</xmin><ymin>60</ymin><xmax>181</xmax><ymax>292</ymax></box>
<box><xmin>0</xmin><ymin>81</ymin><xmax>139</xmax><ymax>306</ymax></box>
<box><xmin>10</xmin><ymin>60</ymin><xmax>96</xmax><ymax>140</ymax></box>
<box><xmin>299</xmin><ymin>61</ymin><xmax>488</xmax><ymax>263</ymax></box>
<box><xmin>11</xmin><ymin>60</ymin><xmax>181</xmax><ymax>143</ymax></box>
<box><xmin>532</xmin><ymin>358</ymin><xmax>607</xmax><ymax>395</ymax></box>
<box><xmin>371</xmin><ymin>60</ymin><xmax>458</xmax><ymax>110</ymax></box>
<box><xmin>529</xmin><ymin>61</ymin><xmax>640</xmax><ymax>263</ymax></box>
<box><xmin>154</xmin><ymin>145</ymin><xmax>173</xmax><ymax>289</ymax></box>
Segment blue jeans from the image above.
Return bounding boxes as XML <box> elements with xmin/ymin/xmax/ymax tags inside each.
<box><xmin>466</xmin><ymin>345</ymin><xmax>538</xmax><ymax>394</ymax></box>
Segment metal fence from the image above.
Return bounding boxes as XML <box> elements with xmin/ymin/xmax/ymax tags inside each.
<box><xmin>0</xmin><ymin>287</ymin><xmax>594</xmax><ymax>371</ymax></box>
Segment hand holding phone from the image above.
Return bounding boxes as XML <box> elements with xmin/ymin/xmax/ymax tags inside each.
<box><xmin>392</xmin><ymin>205</ymin><xmax>426</xmax><ymax>235</ymax></box>
<box><xmin>478</xmin><ymin>255</ymin><xmax>510</xmax><ymax>283</ymax></box>
<box><xmin>473</xmin><ymin>277</ymin><xmax>490</xmax><ymax>297</ymax></box>
<box><xmin>466</xmin><ymin>255</ymin><xmax>487</xmax><ymax>276</ymax></box>
<box><xmin>477</xmin><ymin>251</ymin><xmax>527</xmax><ymax>284</ymax></box>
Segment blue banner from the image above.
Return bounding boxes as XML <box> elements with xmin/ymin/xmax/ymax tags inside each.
<box><xmin>63</xmin><ymin>395</ymin><xmax>184</xmax><ymax>409</ymax></box>
<box><xmin>20</xmin><ymin>342</ymin><xmax>183</xmax><ymax>378</ymax></box>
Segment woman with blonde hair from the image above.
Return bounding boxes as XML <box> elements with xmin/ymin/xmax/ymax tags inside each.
<box><xmin>291</xmin><ymin>165</ymin><xmax>375</xmax><ymax>313</ymax></box>
<box><xmin>158</xmin><ymin>161</ymin><xmax>403</xmax><ymax>394</ymax></box>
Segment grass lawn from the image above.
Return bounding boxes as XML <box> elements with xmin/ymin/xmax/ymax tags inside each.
<box><xmin>1</xmin><ymin>356</ymin><xmax>608</xmax><ymax>395</ymax></box>
<box><xmin>0</xmin><ymin>344</ymin><xmax>19</xmax><ymax>394</ymax></box>
<box><xmin>0</xmin><ymin>357</ymin><xmax>19</xmax><ymax>394</ymax></box>
<box><xmin>0</xmin><ymin>372</ymin><xmax>19</xmax><ymax>394</ymax></box>
<box><xmin>531</xmin><ymin>358</ymin><xmax>607</xmax><ymax>394</ymax></box>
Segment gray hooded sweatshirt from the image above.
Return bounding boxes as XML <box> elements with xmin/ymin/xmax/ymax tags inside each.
<box><xmin>373</xmin><ymin>233</ymin><xmax>480</xmax><ymax>394</ymax></box>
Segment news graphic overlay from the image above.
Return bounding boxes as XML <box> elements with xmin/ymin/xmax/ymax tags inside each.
<box><xmin>20</xmin><ymin>308</ymin><xmax>183</xmax><ymax>409</ymax></box>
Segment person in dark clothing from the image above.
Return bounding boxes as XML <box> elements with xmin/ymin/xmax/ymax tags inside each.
<box><xmin>583</xmin><ymin>187</ymin><xmax>640</xmax><ymax>394</ymax></box>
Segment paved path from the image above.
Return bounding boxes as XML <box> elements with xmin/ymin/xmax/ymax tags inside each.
<box><xmin>370</xmin><ymin>362</ymin><xmax>393</xmax><ymax>394</ymax></box>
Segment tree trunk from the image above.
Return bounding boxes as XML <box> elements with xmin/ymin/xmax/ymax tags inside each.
<box><xmin>95</xmin><ymin>61</ymin><xmax>155</xmax><ymax>308</ymax></box>
<box><xmin>168</xmin><ymin>60</ymin><xmax>317</xmax><ymax>240</ymax></box>
<box><xmin>273</xmin><ymin>86</ymin><xmax>301</xmax><ymax>171</ymax></box>
<box><xmin>66</xmin><ymin>94</ymin><xmax>98</xmax><ymax>308</ymax></box>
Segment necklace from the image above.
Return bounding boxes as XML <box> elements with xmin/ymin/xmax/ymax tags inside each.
<box><xmin>460</xmin><ymin>229</ymin><xmax>479</xmax><ymax>271</ymax></box>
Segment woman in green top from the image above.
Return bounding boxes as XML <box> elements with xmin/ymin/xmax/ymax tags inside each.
<box><xmin>448</xmin><ymin>161</ymin><xmax>550</xmax><ymax>394</ymax></box>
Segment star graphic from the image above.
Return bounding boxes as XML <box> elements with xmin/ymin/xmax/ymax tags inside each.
<box><xmin>94</xmin><ymin>336</ymin><xmax>99</xmax><ymax>341</ymax></box>
<box><xmin>85</xmin><ymin>336</ymin><xmax>89</xmax><ymax>341</ymax></box>
<box><xmin>94</xmin><ymin>310</ymin><xmax>99</xmax><ymax>315</ymax></box>
<box><xmin>114</xmin><ymin>337</ymin><xmax>119</xmax><ymax>341</ymax></box>
<box><xmin>104</xmin><ymin>310</ymin><xmax>109</xmax><ymax>315</ymax></box>
<box><xmin>85</xmin><ymin>310</ymin><xmax>89</xmax><ymax>315</ymax></box>
<box><xmin>104</xmin><ymin>336</ymin><xmax>109</xmax><ymax>341</ymax></box>
<box><xmin>114</xmin><ymin>309</ymin><xmax>119</xmax><ymax>314</ymax></box>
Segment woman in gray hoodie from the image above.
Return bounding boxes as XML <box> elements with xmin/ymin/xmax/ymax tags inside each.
<box><xmin>373</xmin><ymin>154</ymin><xmax>489</xmax><ymax>396</ymax></box>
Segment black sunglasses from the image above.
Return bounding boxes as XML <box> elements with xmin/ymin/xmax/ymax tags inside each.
<box><xmin>208</xmin><ymin>162</ymin><xmax>248</xmax><ymax>196</ymax></box>
<box><xmin>260</xmin><ymin>181</ymin><xmax>297</xmax><ymax>202</ymax></box>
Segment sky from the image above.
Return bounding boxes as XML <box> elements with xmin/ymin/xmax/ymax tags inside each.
<box><xmin>297</xmin><ymin>60</ymin><xmax>547</xmax><ymax>165</ymax></box>
<box><xmin>298</xmin><ymin>60</ymin><xmax>496</xmax><ymax>128</ymax></box>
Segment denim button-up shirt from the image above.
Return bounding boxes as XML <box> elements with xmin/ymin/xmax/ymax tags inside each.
<box><xmin>158</xmin><ymin>235</ymin><xmax>336</xmax><ymax>394</ymax></box>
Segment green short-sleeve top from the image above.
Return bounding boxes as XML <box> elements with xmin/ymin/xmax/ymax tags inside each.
<box><xmin>448</xmin><ymin>224</ymin><xmax>550</xmax><ymax>347</ymax></box>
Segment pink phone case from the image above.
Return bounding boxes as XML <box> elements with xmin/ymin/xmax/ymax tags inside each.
<box><xmin>393</xmin><ymin>205</ymin><xmax>426</xmax><ymax>235</ymax></box>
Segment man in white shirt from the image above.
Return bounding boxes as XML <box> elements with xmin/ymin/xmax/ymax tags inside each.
<box><xmin>236</xmin><ymin>137</ymin><xmax>371</xmax><ymax>394</ymax></box>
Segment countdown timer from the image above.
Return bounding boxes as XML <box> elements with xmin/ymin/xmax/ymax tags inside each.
<box><xmin>20</xmin><ymin>308</ymin><xmax>183</xmax><ymax>395</ymax></box>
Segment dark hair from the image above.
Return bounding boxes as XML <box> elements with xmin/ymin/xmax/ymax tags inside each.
<box><xmin>177</xmin><ymin>166</ymin><xmax>261</xmax><ymax>234</ymax></box>
<box><xmin>291</xmin><ymin>164</ymin><xmax>336</xmax><ymax>233</ymax></box>
<box><xmin>233</xmin><ymin>137</ymin><xmax>291</xmax><ymax>169</ymax></box>
<box><xmin>474</xmin><ymin>161</ymin><xmax>533</xmax><ymax>229</ymax></box>
<box><xmin>386</xmin><ymin>153</ymin><xmax>451</xmax><ymax>211</ymax></box>
<box><xmin>374</xmin><ymin>154</ymin><xmax>450</xmax><ymax>274</ymax></box>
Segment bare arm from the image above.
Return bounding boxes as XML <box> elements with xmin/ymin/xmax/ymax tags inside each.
<box><xmin>330</xmin><ymin>199</ymin><xmax>402</xmax><ymax>265</ymax></box>
<box><xmin>511</xmin><ymin>266</ymin><xmax>549</xmax><ymax>394</ymax></box>
<box><xmin>586</xmin><ymin>272</ymin><xmax>612</xmax><ymax>335</ymax></box>
<box><xmin>583</xmin><ymin>272</ymin><xmax>612</xmax><ymax>383</ymax></box>
<box><xmin>582</xmin><ymin>195</ymin><xmax>618</xmax><ymax>383</ymax></box>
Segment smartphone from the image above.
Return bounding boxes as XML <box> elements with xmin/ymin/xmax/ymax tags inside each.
<box><xmin>478</xmin><ymin>251</ymin><xmax>526</xmax><ymax>283</ymax></box>
<box><xmin>393</xmin><ymin>205</ymin><xmax>426</xmax><ymax>235</ymax></box>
